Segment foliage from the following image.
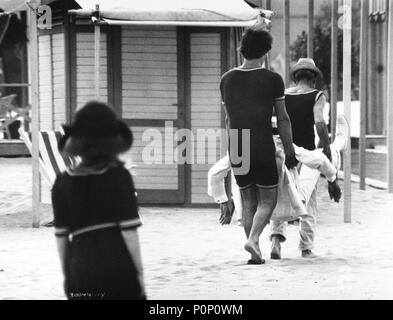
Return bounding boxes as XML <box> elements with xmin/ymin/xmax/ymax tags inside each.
<box><xmin>289</xmin><ymin>1</ymin><xmax>361</xmax><ymax>100</ymax></box>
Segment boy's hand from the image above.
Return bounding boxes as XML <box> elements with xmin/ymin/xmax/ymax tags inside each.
<box><xmin>328</xmin><ymin>179</ymin><xmax>342</xmax><ymax>203</ymax></box>
<box><xmin>323</xmin><ymin>147</ymin><xmax>332</xmax><ymax>163</ymax></box>
<box><xmin>285</xmin><ymin>152</ymin><xmax>298</xmax><ymax>169</ymax></box>
<box><xmin>219</xmin><ymin>200</ymin><xmax>235</xmax><ymax>225</ymax></box>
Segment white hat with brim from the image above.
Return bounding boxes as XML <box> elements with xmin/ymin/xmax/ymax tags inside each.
<box><xmin>290</xmin><ymin>58</ymin><xmax>322</xmax><ymax>80</ymax></box>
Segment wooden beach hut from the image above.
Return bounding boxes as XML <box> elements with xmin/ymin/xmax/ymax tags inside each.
<box><xmin>32</xmin><ymin>0</ymin><xmax>267</xmax><ymax>206</ymax></box>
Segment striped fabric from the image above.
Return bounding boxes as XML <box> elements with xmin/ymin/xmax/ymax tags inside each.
<box><xmin>36</xmin><ymin>131</ymin><xmax>70</xmax><ymax>182</ymax></box>
<box><xmin>19</xmin><ymin>129</ymin><xmax>70</xmax><ymax>185</ymax></box>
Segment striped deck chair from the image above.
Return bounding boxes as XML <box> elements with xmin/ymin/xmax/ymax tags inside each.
<box><xmin>18</xmin><ymin>128</ymin><xmax>71</xmax><ymax>185</ymax></box>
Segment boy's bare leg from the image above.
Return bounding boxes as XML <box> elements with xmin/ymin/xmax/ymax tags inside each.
<box><xmin>240</xmin><ymin>186</ymin><xmax>257</xmax><ymax>239</ymax></box>
<box><xmin>240</xmin><ymin>186</ymin><xmax>260</xmax><ymax>263</ymax></box>
<box><xmin>270</xmin><ymin>234</ymin><xmax>285</xmax><ymax>260</ymax></box>
<box><xmin>244</xmin><ymin>187</ymin><xmax>278</xmax><ymax>264</ymax></box>
<box><xmin>270</xmin><ymin>221</ymin><xmax>286</xmax><ymax>260</ymax></box>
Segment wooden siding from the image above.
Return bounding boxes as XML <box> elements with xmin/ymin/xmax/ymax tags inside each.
<box><xmin>75</xmin><ymin>32</ymin><xmax>108</xmax><ymax>108</ymax></box>
<box><xmin>121</xmin><ymin>26</ymin><xmax>179</xmax><ymax>191</ymax></box>
<box><xmin>190</xmin><ymin>33</ymin><xmax>223</xmax><ymax>204</ymax></box>
<box><xmin>38</xmin><ymin>33</ymin><xmax>67</xmax><ymax>131</ymax></box>
<box><xmin>52</xmin><ymin>33</ymin><xmax>66</xmax><ymax>128</ymax></box>
<box><xmin>121</xmin><ymin>27</ymin><xmax>178</xmax><ymax>120</ymax></box>
<box><xmin>38</xmin><ymin>35</ymin><xmax>53</xmax><ymax>131</ymax></box>
<box><xmin>38</xmin><ymin>33</ymin><xmax>67</xmax><ymax>203</ymax></box>
<box><xmin>119</xmin><ymin>126</ymin><xmax>179</xmax><ymax>190</ymax></box>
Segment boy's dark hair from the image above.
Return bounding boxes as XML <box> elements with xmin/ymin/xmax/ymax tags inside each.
<box><xmin>293</xmin><ymin>70</ymin><xmax>317</xmax><ymax>83</ymax></box>
<box><xmin>240</xmin><ymin>27</ymin><xmax>273</xmax><ymax>60</ymax></box>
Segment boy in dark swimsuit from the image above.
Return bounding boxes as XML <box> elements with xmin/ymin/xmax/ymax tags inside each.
<box><xmin>220</xmin><ymin>27</ymin><xmax>297</xmax><ymax>264</ymax></box>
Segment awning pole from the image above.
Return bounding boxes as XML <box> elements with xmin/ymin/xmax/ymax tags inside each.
<box><xmin>331</xmin><ymin>0</ymin><xmax>338</xmax><ymax>140</ymax></box>
<box><xmin>94</xmin><ymin>4</ymin><xmax>100</xmax><ymax>100</ymax></box>
<box><xmin>387</xmin><ymin>0</ymin><xmax>393</xmax><ymax>193</ymax></box>
<box><xmin>28</xmin><ymin>0</ymin><xmax>41</xmax><ymax>228</ymax></box>
<box><xmin>283</xmin><ymin>0</ymin><xmax>290</xmax><ymax>86</ymax></box>
<box><xmin>359</xmin><ymin>0</ymin><xmax>369</xmax><ymax>191</ymax></box>
<box><xmin>265</xmin><ymin>0</ymin><xmax>271</xmax><ymax>10</ymax></box>
<box><xmin>265</xmin><ymin>0</ymin><xmax>272</xmax><ymax>70</ymax></box>
<box><xmin>343</xmin><ymin>0</ymin><xmax>352</xmax><ymax>223</ymax></box>
<box><xmin>308</xmin><ymin>0</ymin><xmax>314</xmax><ymax>58</ymax></box>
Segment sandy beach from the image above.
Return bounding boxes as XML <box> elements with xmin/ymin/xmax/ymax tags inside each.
<box><xmin>1</xmin><ymin>157</ymin><xmax>393</xmax><ymax>300</ymax></box>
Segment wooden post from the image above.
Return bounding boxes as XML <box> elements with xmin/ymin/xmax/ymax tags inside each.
<box><xmin>28</xmin><ymin>0</ymin><xmax>41</xmax><ymax>228</ymax></box>
<box><xmin>387</xmin><ymin>0</ymin><xmax>393</xmax><ymax>193</ymax></box>
<box><xmin>383</xmin><ymin>1</ymin><xmax>393</xmax><ymax>136</ymax></box>
<box><xmin>258</xmin><ymin>0</ymin><xmax>270</xmax><ymax>69</ymax></box>
<box><xmin>308</xmin><ymin>0</ymin><xmax>314</xmax><ymax>58</ymax></box>
<box><xmin>368</xmin><ymin>18</ymin><xmax>377</xmax><ymax>133</ymax></box>
<box><xmin>359</xmin><ymin>0</ymin><xmax>369</xmax><ymax>191</ymax></box>
<box><xmin>94</xmin><ymin>4</ymin><xmax>100</xmax><ymax>100</ymax></box>
<box><xmin>375</xmin><ymin>19</ymin><xmax>384</xmax><ymax>133</ymax></box>
<box><xmin>331</xmin><ymin>0</ymin><xmax>339</xmax><ymax>140</ymax></box>
<box><xmin>265</xmin><ymin>0</ymin><xmax>271</xmax><ymax>9</ymax></box>
<box><xmin>283</xmin><ymin>0</ymin><xmax>290</xmax><ymax>86</ymax></box>
<box><xmin>343</xmin><ymin>0</ymin><xmax>352</xmax><ymax>223</ymax></box>
<box><xmin>382</xmin><ymin>0</ymin><xmax>389</xmax><ymax>136</ymax></box>
<box><xmin>265</xmin><ymin>0</ymin><xmax>272</xmax><ymax>70</ymax></box>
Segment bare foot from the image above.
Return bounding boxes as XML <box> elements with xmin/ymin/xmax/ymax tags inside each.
<box><xmin>270</xmin><ymin>236</ymin><xmax>282</xmax><ymax>260</ymax></box>
<box><xmin>301</xmin><ymin>249</ymin><xmax>317</xmax><ymax>258</ymax></box>
<box><xmin>244</xmin><ymin>241</ymin><xmax>264</xmax><ymax>264</ymax></box>
<box><xmin>247</xmin><ymin>259</ymin><xmax>265</xmax><ymax>265</ymax></box>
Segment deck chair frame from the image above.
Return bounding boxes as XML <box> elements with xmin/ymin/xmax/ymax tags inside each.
<box><xmin>19</xmin><ymin>128</ymin><xmax>66</xmax><ymax>186</ymax></box>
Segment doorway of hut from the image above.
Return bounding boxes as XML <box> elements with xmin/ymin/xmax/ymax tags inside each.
<box><xmin>115</xmin><ymin>26</ymin><xmax>228</xmax><ymax>206</ymax></box>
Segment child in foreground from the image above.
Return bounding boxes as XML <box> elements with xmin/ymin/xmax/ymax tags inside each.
<box><xmin>52</xmin><ymin>101</ymin><xmax>145</xmax><ymax>300</ymax></box>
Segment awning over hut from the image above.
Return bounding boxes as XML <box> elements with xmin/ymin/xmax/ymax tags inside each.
<box><xmin>0</xmin><ymin>0</ymin><xmax>27</xmax><ymax>12</ymax></box>
<box><xmin>69</xmin><ymin>0</ymin><xmax>263</xmax><ymax>27</ymax></box>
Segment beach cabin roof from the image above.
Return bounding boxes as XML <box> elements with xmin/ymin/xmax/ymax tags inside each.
<box><xmin>0</xmin><ymin>0</ymin><xmax>58</xmax><ymax>12</ymax></box>
<box><xmin>68</xmin><ymin>0</ymin><xmax>263</xmax><ymax>27</ymax></box>
<box><xmin>0</xmin><ymin>0</ymin><xmax>27</xmax><ymax>11</ymax></box>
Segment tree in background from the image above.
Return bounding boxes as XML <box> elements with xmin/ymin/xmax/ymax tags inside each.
<box><xmin>290</xmin><ymin>1</ymin><xmax>360</xmax><ymax>101</ymax></box>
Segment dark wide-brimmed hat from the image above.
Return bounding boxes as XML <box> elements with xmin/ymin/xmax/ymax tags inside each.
<box><xmin>59</xmin><ymin>101</ymin><xmax>133</xmax><ymax>159</ymax></box>
<box><xmin>290</xmin><ymin>58</ymin><xmax>322</xmax><ymax>81</ymax></box>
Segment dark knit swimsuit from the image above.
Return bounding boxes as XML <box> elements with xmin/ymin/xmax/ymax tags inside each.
<box><xmin>220</xmin><ymin>67</ymin><xmax>285</xmax><ymax>190</ymax></box>
<box><xmin>285</xmin><ymin>90</ymin><xmax>324</xmax><ymax>151</ymax></box>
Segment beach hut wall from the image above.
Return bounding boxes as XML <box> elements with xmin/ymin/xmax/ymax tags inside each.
<box><xmin>34</xmin><ymin>0</ymin><xmax>265</xmax><ymax>206</ymax></box>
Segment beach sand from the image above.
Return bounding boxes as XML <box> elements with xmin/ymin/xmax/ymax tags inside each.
<box><xmin>1</xmin><ymin>157</ymin><xmax>393</xmax><ymax>300</ymax></box>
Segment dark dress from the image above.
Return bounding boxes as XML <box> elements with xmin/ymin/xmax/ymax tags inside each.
<box><xmin>52</xmin><ymin>162</ymin><xmax>144</xmax><ymax>300</ymax></box>
<box><xmin>220</xmin><ymin>67</ymin><xmax>285</xmax><ymax>189</ymax></box>
<box><xmin>285</xmin><ymin>90</ymin><xmax>324</xmax><ymax>151</ymax></box>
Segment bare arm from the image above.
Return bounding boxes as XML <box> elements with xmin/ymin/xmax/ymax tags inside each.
<box><xmin>207</xmin><ymin>155</ymin><xmax>231</xmax><ymax>203</ymax></box>
<box><xmin>313</xmin><ymin>94</ymin><xmax>341</xmax><ymax>202</ymax></box>
<box><xmin>207</xmin><ymin>156</ymin><xmax>235</xmax><ymax>225</ymax></box>
<box><xmin>275</xmin><ymin>99</ymin><xmax>297</xmax><ymax>168</ymax></box>
<box><xmin>56</xmin><ymin>236</ymin><xmax>69</xmax><ymax>277</ymax></box>
<box><xmin>121</xmin><ymin>229</ymin><xmax>145</xmax><ymax>296</ymax></box>
<box><xmin>314</xmin><ymin>94</ymin><xmax>332</xmax><ymax>162</ymax></box>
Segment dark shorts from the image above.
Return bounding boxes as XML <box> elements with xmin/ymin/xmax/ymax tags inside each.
<box><xmin>228</xmin><ymin>132</ymin><xmax>278</xmax><ymax>190</ymax></box>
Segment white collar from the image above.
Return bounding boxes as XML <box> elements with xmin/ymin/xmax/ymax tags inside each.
<box><xmin>234</xmin><ymin>66</ymin><xmax>264</xmax><ymax>72</ymax></box>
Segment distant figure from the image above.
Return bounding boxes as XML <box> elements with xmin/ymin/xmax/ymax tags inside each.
<box><xmin>52</xmin><ymin>101</ymin><xmax>145</xmax><ymax>300</ymax></box>
<box><xmin>220</xmin><ymin>27</ymin><xmax>297</xmax><ymax>265</ymax></box>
